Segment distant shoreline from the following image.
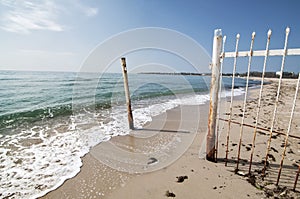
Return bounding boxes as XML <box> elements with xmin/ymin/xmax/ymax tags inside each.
<box><xmin>139</xmin><ymin>72</ymin><xmax>210</xmax><ymax>76</ymax></box>
<box><xmin>140</xmin><ymin>71</ymin><xmax>299</xmax><ymax>79</ymax></box>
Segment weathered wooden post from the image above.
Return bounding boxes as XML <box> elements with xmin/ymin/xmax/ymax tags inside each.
<box><xmin>121</xmin><ymin>57</ymin><xmax>134</xmax><ymax>129</ymax></box>
<box><xmin>207</xmin><ymin>29</ymin><xmax>222</xmax><ymax>162</ymax></box>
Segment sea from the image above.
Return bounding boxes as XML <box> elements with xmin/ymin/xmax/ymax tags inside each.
<box><xmin>0</xmin><ymin>70</ymin><xmax>261</xmax><ymax>198</ymax></box>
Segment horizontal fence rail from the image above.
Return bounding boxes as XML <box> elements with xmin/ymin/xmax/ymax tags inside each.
<box><xmin>223</xmin><ymin>48</ymin><xmax>300</xmax><ymax>58</ymax></box>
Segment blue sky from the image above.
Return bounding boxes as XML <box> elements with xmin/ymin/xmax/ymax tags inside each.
<box><xmin>0</xmin><ymin>0</ymin><xmax>300</xmax><ymax>73</ymax></box>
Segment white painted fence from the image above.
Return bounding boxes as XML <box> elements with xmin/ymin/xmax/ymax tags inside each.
<box><xmin>207</xmin><ymin>27</ymin><xmax>300</xmax><ymax>189</ymax></box>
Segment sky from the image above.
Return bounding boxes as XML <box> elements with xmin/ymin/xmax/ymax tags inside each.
<box><xmin>0</xmin><ymin>0</ymin><xmax>300</xmax><ymax>73</ymax></box>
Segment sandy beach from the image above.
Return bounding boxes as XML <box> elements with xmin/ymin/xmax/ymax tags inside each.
<box><xmin>1</xmin><ymin>1</ymin><xmax>300</xmax><ymax>199</ymax></box>
<box><xmin>42</xmin><ymin>78</ymin><xmax>300</xmax><ymax>199</ymax></box>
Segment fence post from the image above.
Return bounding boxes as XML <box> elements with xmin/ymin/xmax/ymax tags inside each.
<box><xmin>207</xmin><ymin>29</ymin><xmax>222</xmax><ymax>162</ymax></box>
<box><xmin>121</xmin><ymin>57</ymin><xmax>134</xmax><ymax>130</ymax></box>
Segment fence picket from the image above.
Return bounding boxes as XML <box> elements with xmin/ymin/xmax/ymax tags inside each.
<box><xmin>224</xmin><ymin>34</ymin><xmax>240</xmax><ymax>166</ymax></box>
<box><xmin>248</xmin><ymin>29</ymin><xmax>272</xmax><ymax>174</ymax></box>
<box><xmin>236</xmin><ymin>32</ymin><xmax>256</xmax><ymax>171</ymax></box>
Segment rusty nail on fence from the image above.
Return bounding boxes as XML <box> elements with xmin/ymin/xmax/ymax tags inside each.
<box><xmin>276</xmin><ymin>72</ymin><xmax>300</xmax><ymax>186</ymax></box>
<box><xmin>225</xmin><ymin>33</ymin><xmax>240</xmax><ymax>166</ymax></box>
<box><xmin>263</xmin><ymin>27</ymin><xmax>290</xmax><ymax>176</ymax></box>
<box><xmin>249</xmin><ymin>29</ymin><xmax>272</xmax><ymax>174</ymax></box>
<box><xmin>236</xmin><ymin>32</ymin><xmax>255</xmax><ymax>171</ymax></box>
<box><xmin>207</xmin><ymin>29</ymin><xmax>222</xmax><ymax>162</ymax></box>
<box><xmin>294</xmin><ymin>165</ymin><xmax>300</xmax><ymax>191</ymax></box>
<box><xmin>121</xmin><ymin>57</ymin><xmax>134</xmax><ymax>130</ymax></box>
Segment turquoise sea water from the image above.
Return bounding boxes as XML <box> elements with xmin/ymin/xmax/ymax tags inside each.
<box><xmin>0</xmin><ymin>70</ymin><xmax>260</xmax><ymax>198</ymax></box>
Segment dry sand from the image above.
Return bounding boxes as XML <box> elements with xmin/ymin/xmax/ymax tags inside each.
<box><xmin>42</xmin><ymin>78</ymin><xmax>300</xmax><ymax>199</ymax></box>
<box><xmin>216</xmin><ymin>78</ymin><xmax>300</xmax><ymax>198</ymax></box>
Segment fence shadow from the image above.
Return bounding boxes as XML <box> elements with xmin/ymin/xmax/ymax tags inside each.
<box><xmin>134</xmin><ymin>128</ymin><xmax>190</xmax><ymax>134</ymax></box>
<box><xmin>216</xmin><ymin>157</ymin><xmax>299</xmax><ymax>191</ymax></box>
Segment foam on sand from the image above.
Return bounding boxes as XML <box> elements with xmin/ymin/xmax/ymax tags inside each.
<box><xmin>0</xmin><ymin>89</ymin><xmax>244</xmax><ymax>198</ymax></box>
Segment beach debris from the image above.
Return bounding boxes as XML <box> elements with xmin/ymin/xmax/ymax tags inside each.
<box><xmin>279</xmin><ymin>190</ymin><xmax>287</xmax><ymax>197</ymax></box>
<box><xmin>287</xmin><ymin>148</ymin><xmax>295</xmax><ymax>154</ymax></box>
<box><xmin>257</xmin><ymin>131</ymin><xmax>266</xmax><ymax>136</ymax></box>
<box><xmin>247</xmin><ymin>174</ymin><xmax>256</xmax><ymax>186</ymax></box>
<box><xmin>147</xmin><ymin>157</ymin><xmax>158</xmax><ymax>165</ymax></box>
<box><xmin>271</xmin><ymin>134</ymin><xmax>278</xmax><ymax>139</ymax></box>
<box><xmin>236</xmin><ymin>170</ymin><xmax>247</xmax><ymax>176</ymax></box>
<box><xmin>264</xmin><ymin>188</ymin><xmax>274</xmax><ymax>197</ymax></box>
<box><xmin>254</xmin><ymin>169</ymin><xmax>263</xmax><ymax>175</ymax></box>
<box><xmin>262</xmin><ymin>184</ymin><xmax>296</xmax><ymax>198</ymax></box>
<box><xmin>176</xmin><ymin>175</ymin><xmax>188</xmax><ymax>183</ymax></box>
<box><xmin>270</xmin><ymin>147</ymin><xmax>278</xmax><ymax>153</ymax></box>
<box><xmin>246</xmin><ymin>174</ymin><xmax>266</xmax><ymax>190</ymax></box>
<box><xmin>165</xmin><ymin>190</ymin><xmax>176</xmax><ymax>197</ymax></box>
<box><xmin>245</xmin><ymin>146</ymin><xmax>251</xmax><ymax>151</ymax></box>
<box><xmin>267</xmin><ymin>154</ymin><xmax>276</xmax><ymax>162</ymax></box>
<box><xmin>292</xmin><ymin>163</ymin><xmax>298</xmax><ymax>168</ymax></box>
<box><xmin>280</xmin><ymin>142</ymin><xmax>290</xmax><ymax>148</ymax></box>
<box><xmin>213</xmin><ymin>186</ymin><xmax>217</xmax><ymax>189</ymax></box>
<box><xmin>261</xmin><ymin>159</ymin><xmax>270</xmax><ymax>167</ymax></box>
<box><xmin>265</xmin><ymin>184</ymin><xmax>277</xmax><ymax>190</ymax></box>
<box><xmin>246</xmin><ymin>170</ymin><xmax>298</xmax><ymax>198</ymax></box>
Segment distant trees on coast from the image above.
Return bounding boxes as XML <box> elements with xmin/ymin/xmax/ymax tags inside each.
<box><xmin>222</xmin><ymin>71</ymin><xmax>298</xmax><ymax>79</ymax></box>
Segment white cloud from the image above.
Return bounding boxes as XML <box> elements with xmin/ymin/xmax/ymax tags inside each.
<box><xmin>0</xmin><ymin>0</ymin><xmax>64</xmax><ymax>34</ymax></box>
<box><xmin>0</xmin><ymin>0</ymin><xmax>98</xmax><ymax>34</ymax></box>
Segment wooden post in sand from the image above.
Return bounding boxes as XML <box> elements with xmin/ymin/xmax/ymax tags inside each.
<box><xmin>121</xmin><ymin>57</ymin><xmax>134</xmax><ymax>130</ymax></box>
<box><xmin>207</xmin><ymin>29</ymin><xmax>222</xmax><ymax>162</ymax></box>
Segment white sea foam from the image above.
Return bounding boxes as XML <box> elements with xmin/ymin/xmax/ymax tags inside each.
<box><xmin>0</xmin><ymin>88</ymin><xmax>244</xmax><ymax>199</ymax></box>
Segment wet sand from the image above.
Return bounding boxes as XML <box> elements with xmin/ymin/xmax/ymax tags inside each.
<box><xmin>42</xmin><ymin>78</ymin><xmax>300</xmax><ymax>199</ymax></box>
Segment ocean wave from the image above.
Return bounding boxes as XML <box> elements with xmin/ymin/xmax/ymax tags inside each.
<box><xmin>0</xmin><ymin>72</ymin><xmax>259</xmax><ymax>198</ymax></box>
<box><xmin>0</xmin><ymin>87</ymin><xmax>249</xmax><ymax>198</ymax></box>
<box><xmin>0</xmin><ymin>103</ymin><xmax>113</xmax><ymax>134</ymax></box>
